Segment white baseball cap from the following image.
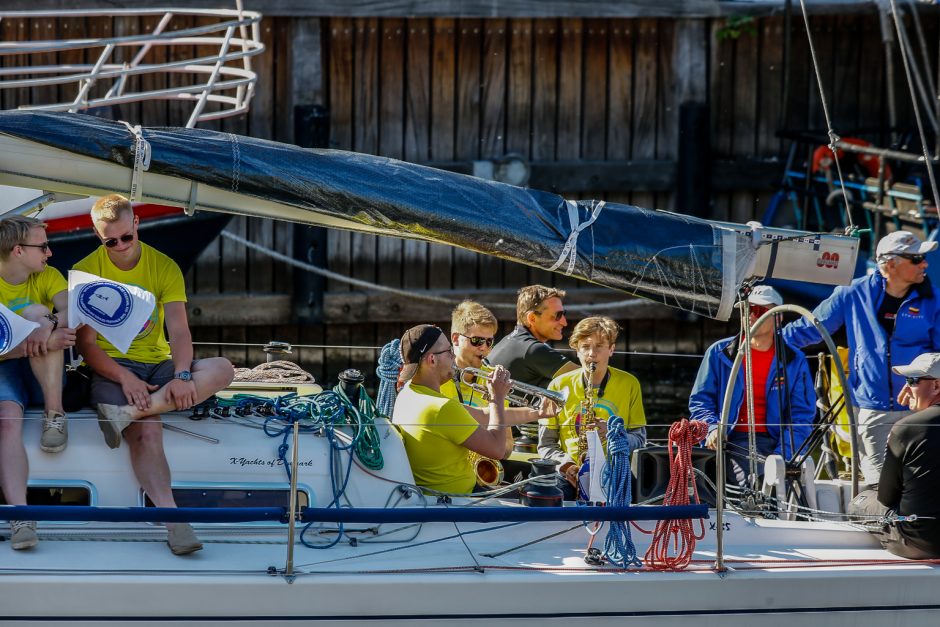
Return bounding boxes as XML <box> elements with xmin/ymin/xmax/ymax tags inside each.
<box><xmin>876</xmin><ymin>230</ymin><xmax>938</xmax><ymax>262</ymax></box>
<box><xmin>747</xmin><ymin>285</ymin><xmax>783</xmax><ymax>307</ymax></box>
<box><xmin>892</xmin><ymin>352</ymin><xmax>940</xmax><ymax>379</ymax></box>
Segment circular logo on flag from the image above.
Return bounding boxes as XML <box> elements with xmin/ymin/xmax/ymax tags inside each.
<box><xmin>0</xmin><ymin>313</ymin><xmax>11</xmax><ymax>354</ymax></box>
<box><xmin>77</xmin><ymin>282</ymin><xmax>132</xmax><ymax>327</ymax></box>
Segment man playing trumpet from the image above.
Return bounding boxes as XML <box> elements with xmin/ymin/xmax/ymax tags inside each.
<box><xmin>539</xmin><ymin>316</ymin><xmax>647</xmax><ymax>500</ymax></box>
<box><xmin>440</xmin><ymin>301</ymin><xmax>560</xmax><ymax>486</ymax></box>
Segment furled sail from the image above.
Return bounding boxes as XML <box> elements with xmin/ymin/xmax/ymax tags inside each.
<box><xmin>0</xmin><ymin>111</ymin><xmax>857</xmax><ymax>320</ymax></box>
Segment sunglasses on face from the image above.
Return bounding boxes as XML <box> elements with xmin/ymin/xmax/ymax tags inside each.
<box><xmin>905</xmin><ymin>376</ymin><xmax>936</xmax><ymax>386</ymax></box>
<box><xmin>460</xmin><ymin>334</ymin><xmax>494</xmax><ymax>348</ymax></box>
<box><xmin>19</xmin><ymin>242</ymin><xmax>50</xmax><ymax>253</ymax></box>
<box><xmin>749</xmin><ymin>304</ymin><xmax>772</xmax><ymax>316</ymax></box>
<box><xmin>539</xmin><ymin>309</ymin><xmax>567</xmax><ymax>321</ymax></box>
<box><xmin>899</xmin><ymin>254</ymin><xmax>926</xmax><ymax>265</ymax></box>
<box><xmin>102</xmin><ymin>233</ymin><xmax>135</xmax><ymax>248</ymax></box>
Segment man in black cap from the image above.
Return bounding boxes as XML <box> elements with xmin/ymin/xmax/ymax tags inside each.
<box><xmin>848</xmin><ymin>352</ymin><xmax>940</xmax><ymax>559</ymax></box>
<box><xmin>391</xmin><ymin>324</ymin><xmax>512</xmax><ymax>494</ymax></box>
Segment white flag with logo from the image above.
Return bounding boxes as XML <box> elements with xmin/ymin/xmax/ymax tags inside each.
<box><xmin>68</xmin><ymin>270</ymin><xmax>156</xmax><ymax>355</ymax></box>
<box><xmin>0</xmin><ymin>302</ymin><xmax>39</xmax><ymax>356</ymax></box>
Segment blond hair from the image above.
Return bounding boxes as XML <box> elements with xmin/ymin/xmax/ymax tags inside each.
<box><xmin>516</xmin><ymin>284</ymin><xmax>566</xmax><ymax>326</ymax></box>
<box><xmin>0</xmin><ymin>216</ymin><xmax>45</xmax><ymax>261</ymax></box>
<box><xmin>91</xmin><ymin>194</ymin><xmax>133</xmax><ymax>224</ymax></box>
<box><xmin>568</xmin><ymin>316</ymin><xmax>619</xmax><ymax>349</ymax></box>
<box><xmin>451</xmin><ymin>300</ymin><xmax>497</xmax><ymax>335</ymax></box>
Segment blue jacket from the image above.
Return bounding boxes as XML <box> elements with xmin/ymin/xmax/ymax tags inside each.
<box><xmin>688</xmin><ymin>336</ymin><xmax>816</xmax><ymax>459</ymax></box>
<box><xmin>782</xmin><ymin>273</ymin><xmax>940</xmax><ymax>411</ymax></box>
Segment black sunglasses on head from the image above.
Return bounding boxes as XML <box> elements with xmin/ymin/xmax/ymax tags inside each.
<box><xmin>905</xmin><ymin>376</ymin><xmax>936</xmax><ymax>386</ymax></box>
<box><xmin>460</xmin><ymin>333</ymin><xmax>495</xmax><ymax>348</ymax></box>
<box><xmin>103</xmin><ymin>233</ymin><xmax>135</xmax><ymax>248</ymax></box>
<box><xmin>898</xmin><ymin>253</ymin><xmax>926</xmax><ymax>265</ymax></box>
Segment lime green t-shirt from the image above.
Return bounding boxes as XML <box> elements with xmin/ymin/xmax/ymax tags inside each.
<box><xmin>0</xmin><ymin>264</ymin><xmax>67</xmax><ymax>313</ymax></box>
<box><xmin>391</xmin><ymin>381</ymin><xmax>479</xmax><ymax>494</ymax></box>
<box><xmin>72</xmin><ymin>242</ymin><xmax>186</xmax><ymax>363</ymax></box>
<box><xmin>542</xmin><ymin>366</ymin><xmax>646</xmax><ymax>461</ymax></box>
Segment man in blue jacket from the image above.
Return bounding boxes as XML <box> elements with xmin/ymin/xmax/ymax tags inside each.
<box><xmin>782</xmin><ymin>231</ymin><xmax>940</xmax><ymax>486</ymax></box>
<box><xmin>690</xmin><ymin>286</ymin><xmax>816</xmax><ymax>488</ymax></box>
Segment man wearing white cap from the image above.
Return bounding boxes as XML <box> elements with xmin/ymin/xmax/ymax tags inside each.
<box><xmin>690</xmin><ymin>286</ymin><xmax>816</xmax><ymax>487</ymax></box>
<box><xmin>783</xmin><ymin>230</ymin><xmax>940</xmax><ymax>485</ymax></box>
<box><xmin>847</xmin><ymin>352</ymin><xmax>940</xmax><ymax>559</ymax></box>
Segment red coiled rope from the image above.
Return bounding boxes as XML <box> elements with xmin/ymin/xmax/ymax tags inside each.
<box><xmin>642</xmin><ymin>418</ymin><xmax>709</xmax><ymax>570</ymax></box>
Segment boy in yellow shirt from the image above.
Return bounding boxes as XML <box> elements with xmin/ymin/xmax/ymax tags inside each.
<box><xmin>75</xmin><ymin>194</ymin><xmax>234</xmax><ymax>555</ymax></box>
<box><xmin>0</xmin><ymin>216</ymin><xmax>77</xmax><ymax>549</ymax></box>
<box><xmin>539</xmin><ymin>316</ymin><xmax>647</xmax><ymax>500</ymax></box>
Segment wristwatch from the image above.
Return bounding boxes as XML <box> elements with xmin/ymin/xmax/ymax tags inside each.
<box><xmin>174</xmin><ymin>370</ymin><xmax>192</xmax><ymax>382</ymax></box>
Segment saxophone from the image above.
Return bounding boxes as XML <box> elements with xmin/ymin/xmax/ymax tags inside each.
<box><xmin>576</xmin><ymin>362</ymin><xmax>598</xmax><ymax>499</ymax></box>
<box><xmin>454</xmin><ymin>367</ymin><xmax>506</xmax><ymax>489</ymax></box>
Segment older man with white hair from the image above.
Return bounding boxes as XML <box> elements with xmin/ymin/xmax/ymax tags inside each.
<box><xmin>783</xmin><ymin>230</ymin><xmax>940</xmax><ymax>486</ymax></box>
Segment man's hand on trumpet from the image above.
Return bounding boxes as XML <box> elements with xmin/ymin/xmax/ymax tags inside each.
<box><xmin>485</xmin><ymin>364</ymin><xmax>512</xmax><ymax>403</ymax></box>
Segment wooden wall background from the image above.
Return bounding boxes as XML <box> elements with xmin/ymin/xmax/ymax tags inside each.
<box><xmin>3</xmin><ymin>10</ymin><xmax>936</xmax><ymax>424</ymax></box>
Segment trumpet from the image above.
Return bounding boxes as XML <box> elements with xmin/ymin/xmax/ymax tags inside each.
<box><xmin>468</xmin><ymin>451</ymin><xmax>504</xmax><ymax>488</ymax></box>
<box><xmin>455</xmin><ymin>367</ymin><xmax>569</xmax><ymax>409</ymax></box>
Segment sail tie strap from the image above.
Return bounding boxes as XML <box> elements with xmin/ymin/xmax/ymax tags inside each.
<box><xmin>121</xmin><ymin>121</ymin><xmax>151</xmax><ymax>202</ymax></box>
<box><xmin>548</xmin><ymin>200</ymin><xmax>605</xmax><ymax>275</ymax></box>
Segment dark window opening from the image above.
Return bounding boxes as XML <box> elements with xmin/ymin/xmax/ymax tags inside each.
<box><xmin>144</xmin><ymin>488</ymin><xmax>309</xmax><ymax>509</ymax></box>
<box><xmin>0</xmin><ymin>486</ymin><xmax>92</xmax><ymax>506</ymax></box>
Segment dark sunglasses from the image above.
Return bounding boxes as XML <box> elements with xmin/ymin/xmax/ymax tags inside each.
<box><xmin>103</xmin><ymin>233</ymin><xmax>135</xmax><ymax>248</ymax></box>
<box><xmin>19</xmin><ymin>242</ymin><xmax>50</xmax><ymax>252</ymax></box>
<box><xmin>905</xmin><ymin>376</ymin><xmax>936</xmax><ymax>386</ymax></box>
<box><xmin>749</xmin><ymin>304</ymin><xmax>772</xmax><ymax>316</ymax></box>
<box><xmin>460</xmin><ymin>334</ymin><xmax>495</xmax><ymax>348</ymax></box>
<box><xmin>539</xmin><ymin>309</ymin><xmax>567</xmax><ymax>321</ymax></box>
<box><xmin>899</xmin><ymin>254</ymin><xmax>926</xmax><ymax>265</ymax></box>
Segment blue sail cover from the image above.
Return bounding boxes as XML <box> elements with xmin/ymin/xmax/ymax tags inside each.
<box><xmin>0</xmin><ymin>111</ymin><xmax>742</xmax><ymax>319</ymax></box>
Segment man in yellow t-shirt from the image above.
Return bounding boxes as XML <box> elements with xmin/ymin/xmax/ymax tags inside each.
<box><xmin>392</xmin><ymin>324</ymin><xmax>512</xmax><ymax>494</ymax></box>
<box><xmin>0</xmin><ymin>216</ymin><xmax>78</xmax><ymax>550</ymax></box>
<box><xmin>439</xmin><ymin>301</ymin><xmax>560</xmax><ymax>488</ymax></box>
<box><xmin>539</xmin><ymin>316</ymin><xmax>647</xmax><ymax>500</ymax></box>
<box><xmin>74</xmin><ymin>194</ymin><xmax>234</xmax><ymax>555</ymax></box>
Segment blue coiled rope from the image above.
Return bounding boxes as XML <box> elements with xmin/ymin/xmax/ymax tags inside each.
<box><xmin>376</xmin><ymin>339</ymin><xmax>403</xmax><ymax>419</ymax></box>
<box><xmin>602</xmin><ymin>415</ymin><xmax>642</xmax><ymax>568</ymax></box>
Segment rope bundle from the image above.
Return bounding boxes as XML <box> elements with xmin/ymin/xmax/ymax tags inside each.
<box><xmin>602</xmin><ymin>415</ymin><xmax>642</xmax><ymax>568</ymax></box>
<box><xmin>375</xmin><ymin>339</ymin><xmax>403</xmax><ymax>418</ymax></box>
<box><xmin>644</xmin><ymin>418</ymin><xmax>708</xmax><ymax>570</ymax></box>
<box><xmin>233</xmin><ymin>360</ymin><xmax>316</xmax><ymax>383</ymax></box>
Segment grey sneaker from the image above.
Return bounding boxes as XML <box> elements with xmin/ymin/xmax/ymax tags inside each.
<box><xmin>167</xmin><ymin>523</ymin><xmax>203</xmax><ymax>555</ymax></box>
<box><xmin>10</xmin><ymin>520</ymin><xmax>38</xmax><ymax>550</ymax></box>
<box><xmin>40</xmin><ymin>410</ymin><xmax>68</xmax><ymax>453</ymax></box>
<box><xmin>96</xmin><ymin>403</ymin><xmax>133</xmax><ymax>449</ymax></box>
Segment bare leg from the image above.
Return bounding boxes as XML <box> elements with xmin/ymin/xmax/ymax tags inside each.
<box><xmin>121</xmin><ymin>357</ymin><xmax>234</xmax><ymax>421</ymax></box>
<box><xmin>0</xmin><ymin>402</ymin><xmax>28</xmax><ymax>505</ymax></box>
<box><xmin>124</xmin><ymin>418</ymin><xmax>177</xmax><ymax>509</ymax></box>
<box><xmin>28</xmin><ymin>350</ymin><xmax>64</xmax><ymax>415</ymax></box>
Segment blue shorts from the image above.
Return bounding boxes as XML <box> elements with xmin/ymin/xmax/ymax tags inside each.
<box><xmin>0</xmin><ymin>358</ymin><xmax>44</xmax><ymax>410</ymax></box>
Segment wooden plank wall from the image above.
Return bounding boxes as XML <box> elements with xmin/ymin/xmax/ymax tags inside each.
<box><xmin>3</xmin><ymin>12</ymin><xmax>935</xmax><ymax>423</ymax></box>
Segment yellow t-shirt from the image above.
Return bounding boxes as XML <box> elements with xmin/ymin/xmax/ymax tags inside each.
<box><xmin>72</xmin><ymin>242</ymin><xmax>186</xmax><ymax>363</ymax></box>
<box><xmin>391</xmin><ymin>381</ymin><xmax>479</xmax><ymax>494</ymax></box>
<box><xmin>0</xmin><ymin>265</ymin><xmax>67</xmax><ymax>313</ymax></box>
<box><xmin>542</xmin><ymin>366</ymin><xmax>646</xmax><ymax>461</ymax></box>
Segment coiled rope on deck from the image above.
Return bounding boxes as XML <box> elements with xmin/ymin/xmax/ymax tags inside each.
<box><xmin>602</xmin><ymin>415</ymin><xmax>642</xmax><ymax>568</ymax></box>
<box><xmin>643</xmin><ymin>419</ymin><xmax>708</xmax><ymax>570</ymax></box>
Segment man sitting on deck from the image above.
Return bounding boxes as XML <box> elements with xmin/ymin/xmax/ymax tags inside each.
<box><xmin>849</xmin><ymin>352</ymin><xmax>940</xmax><ymax>559</ymax></box>
<box><xmin>0</xmin><ymin>215</ymin><xmax>77</xmax><ymax>550</ymax></box>
<box><xmin>75</xmin><ymin>194</ymin><xmax>234</xmax><ymax>555</ymax></box>
<box><xmin>392</xmin><ymin>324</ymin><xmax>512</xmax><ymax>494</ymax></box>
